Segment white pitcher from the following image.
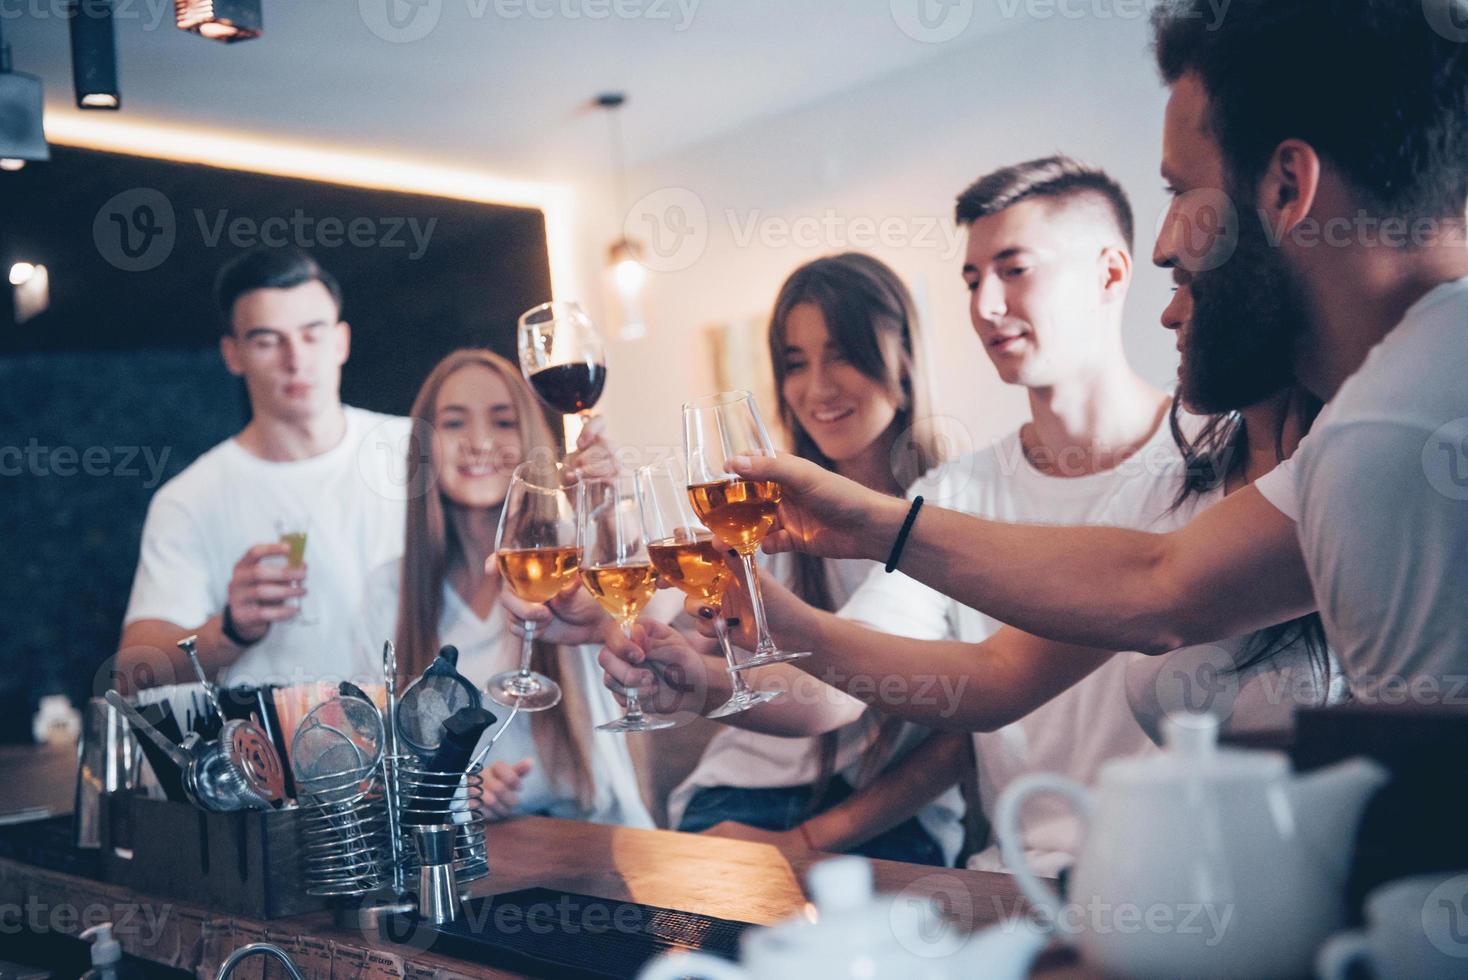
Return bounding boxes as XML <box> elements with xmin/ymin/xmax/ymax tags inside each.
<box><xmin>994</xmin><ymin>713</ymin><xmax>1388</xmax><ymax>979</ymax></box>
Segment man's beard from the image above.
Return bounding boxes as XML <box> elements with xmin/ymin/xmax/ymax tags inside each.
<box><xmin>1181</xmin><ymin>206</ymin><xmax>1310</xmax><ymax>414</ymax></box>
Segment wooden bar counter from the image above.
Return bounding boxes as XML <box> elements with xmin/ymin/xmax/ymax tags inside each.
<box><xmin>0</xmin><ymin>743</ymin><xmax>1081</xmax><ymax>979</ymax></box>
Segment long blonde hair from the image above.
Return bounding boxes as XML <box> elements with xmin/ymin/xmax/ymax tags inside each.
<box><xmin>395</xmin><ymin>348</ymin><xmax>593</xmax><ymax>809</ymax></box>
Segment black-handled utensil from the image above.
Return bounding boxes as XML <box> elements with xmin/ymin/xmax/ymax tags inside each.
<box><xmin>395</xmin><ymin>646</ymin><xmax>482</xmax><ymax>761</ymax></box>
<box><xmin>406</xmin><ymin>706</ymin><xmax>497</xmax><ymax>823</ymax></box>
<box><xmin>339</xmin><ymin>681</ymin><xmax>375</xmax><ymax>703</ymax></box>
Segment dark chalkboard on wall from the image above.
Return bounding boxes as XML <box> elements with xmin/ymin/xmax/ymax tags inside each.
<box><xmin>0</xmin><ymin>148</ymin><xmax>554</xmax><ymax>737</ymax></box>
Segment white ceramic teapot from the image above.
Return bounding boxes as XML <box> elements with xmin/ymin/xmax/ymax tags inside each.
<box><xmin>635</xmin><ymin>856</ymin><xmax>1048</xmax><ymax>980</ymax></box>
<box><xmin>994</xmin><ymin>713</ymin><xmax>1388</xmax><ymax>979</ymax></box>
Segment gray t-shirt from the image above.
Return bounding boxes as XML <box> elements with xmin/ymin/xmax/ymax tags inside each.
<box><xmin>1255</xmin><ymin>275</ymin><xmax>1468</xmax><ymax>702</ymax></box>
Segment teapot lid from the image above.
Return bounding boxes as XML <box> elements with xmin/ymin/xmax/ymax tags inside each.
<box><xmin>755</xmin><ymin>857</ymin><xmax>934</xmax><ymax>959</ymax></box>
<box><xmin>1102</xmin><ymin>712</ymin><xmax>1286</xmax><ymax>786</ymax></box>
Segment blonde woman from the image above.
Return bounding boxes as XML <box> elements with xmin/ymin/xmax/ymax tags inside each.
<box><xmin>360</xmin><ymin>348</ymin><xmax>650</xmax><ymax>826</ymax></box>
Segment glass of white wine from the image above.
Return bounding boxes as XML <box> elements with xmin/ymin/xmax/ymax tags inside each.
<box><xmin>579</xmin><ymin>472</ymin><xmax>675</xmax><ymax>733</ymax></box>
<box><xmin>637</xmin><ymin>459</ymin><xmax>782</xmax><ymax>718</ymax></box>
<box><xmin>489</xmin><ymin>459</ymin><xmax>580</xmax><ymax>712</ymax></box>
<box><xmin>683</xmin><ymin>390</ymin><xmax>810</xmax><ymax>671</ymax></box>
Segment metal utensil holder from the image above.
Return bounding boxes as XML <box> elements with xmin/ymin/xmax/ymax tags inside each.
<box><xmin>386</xmin><ymin>753</ymin><xmax>489</xmax><ymax>887</ymax></box>
<box><xmin>296</xmin><ymin>761</ymin><xmax>389</xmax><ymax>897</ymax></box>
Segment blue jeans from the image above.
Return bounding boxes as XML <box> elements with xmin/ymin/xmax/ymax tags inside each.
<box><xmin>678</xmin><ymin>779</ymin><xmax>946</xmax><ymax>867</ymax></box>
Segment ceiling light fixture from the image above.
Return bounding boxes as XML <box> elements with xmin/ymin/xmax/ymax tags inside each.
<box><xmin>596</xmin><ymin>92</ymin><xmax>647</xmax><ymax>341</ymax></box>
<box><xmin>174</xmin><ymin>0</ymin><xmax>263</xmax><ymax>43</ymax></box>
<box><xmin>69</xmin><ymin>0</ymin><xmax>122</xmax><ymax>110</ymax></box>
<box><xmin>0</xmin><ymin>19</ymin><xmax>51</xmax><ymax>163</ymax></box>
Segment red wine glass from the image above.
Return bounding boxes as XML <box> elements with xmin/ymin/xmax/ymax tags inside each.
<box><xmin>517</xmin><ymin>301</ymin><xmax>608</xmax><ymax>420</ymax></box>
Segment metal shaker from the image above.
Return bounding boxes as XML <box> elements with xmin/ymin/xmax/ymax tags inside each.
<box><xmin>74</xmin><ymin>697</ymin><xmax>141</xmax><ymax>848</ymax></box>
<box><xmin>413</xmin><ymin>824</ymin><xmax>461</xmax><ymax>925</ymax></box>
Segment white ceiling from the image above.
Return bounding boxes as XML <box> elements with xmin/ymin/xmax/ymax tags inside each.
<box><xmin>6</xmin><ymin>0</ymin><xmax>1013</xmax><ymax>182</ymax></box>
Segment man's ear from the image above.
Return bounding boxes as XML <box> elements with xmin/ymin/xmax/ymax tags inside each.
<box><xmin>1256</xmin><ymin>139</ymin><xmax>1322</xmax><ymax>243</ymax></box>
<box><xmin>1099</xmin><ymin>244</ymin><xmax>1132</xmax><ymax>301</ymax></box>
<box><xmin>219</xmin><ymin>334</ymin><xmax>244</xmax><ymax>377</ymax></box>
<box><xmin>336</xmin><ymin>320</ymin><xmax>352</xmax><ymax>365</ymax></box>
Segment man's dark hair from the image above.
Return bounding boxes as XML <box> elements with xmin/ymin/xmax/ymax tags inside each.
<box><xmin>1153</xmin><ymin>0</ymin><xmax>1468</xmax><ymax>223</ymax></box>
<box><xmin>212</xmin><ymin>247</ymin><xmax>344</xmax><ymax>335</ymax></box>
<box><xmin>954</xmin><ymin>155</ymin><xmax>1135</xmax><ymax>251</ymax></box>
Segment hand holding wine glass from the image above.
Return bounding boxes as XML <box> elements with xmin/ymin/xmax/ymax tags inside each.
<box><xmin>683</xmin><ymin>390</ymin><xmax>810</xmax><ymax>670</ymax></box>
<box><xmin>579</xmin><ymin>473</ymin><xmax>676</xmax><ymax>733</ymax></box>
<box><xmin>597</xmin><ymin>617</ymin><xmax>728</xmax><ymax>716</ymax></box>
<box><xmin>488</xmin><ymin>459</ymin><xmax>581</xmax><ymax>712</ymax></box>
<box><xmin>720</xmin><ymin>451</ymin><xmax>909</xmax><ymax>563</ymax></box>
<box><xmin>637</xmin><ymin>459</ymin><xmax>781</xmax><ymax>718</ymax></box>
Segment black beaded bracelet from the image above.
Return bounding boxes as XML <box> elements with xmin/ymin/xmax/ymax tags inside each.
<box><xmin>221</xmin><ymin>605</ymin><xmax>256</xmax><ymax>648</ymax></box>
<box><xmin>884</xmin><ymin>495</ymin><xmax>924</xmax><ymax>573</ymax></box>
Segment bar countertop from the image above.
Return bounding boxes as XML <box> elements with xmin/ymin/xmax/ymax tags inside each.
<box><xmin>0</xmin><ymin>741</ymin><xmax>1083</xmax><ymax>979</ymax></box>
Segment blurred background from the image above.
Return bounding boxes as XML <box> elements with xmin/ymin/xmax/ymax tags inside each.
<box><xmin>0</xmin><ymin>1</ymin><xmax>1179</xmax><ymax>737</ymax></box>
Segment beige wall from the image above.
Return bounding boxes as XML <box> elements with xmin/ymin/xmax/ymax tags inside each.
<box><xmin>571</xmin><ymin>12</ymin><xmax>1182</xmax><ymax>467</ymax></box>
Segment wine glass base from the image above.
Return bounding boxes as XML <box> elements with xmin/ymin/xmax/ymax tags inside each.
<box><xmin>706</xmin><ymin>687</ymin><xmax>782</xmax><ymax>719</ymax></box>
<box><xmin>596</xmin><ymin>714</ymin><xmax>678</xmax><ymax>734</ymax></box>
<box><xmin>727</xmin><ymin>650</ymin><xmax>811</xmax><ymax>673</ymax></box>
<box><xmin>487</xmin><ymin>672</ymin><xmax>563</xmax><ymax>712</ymax></box>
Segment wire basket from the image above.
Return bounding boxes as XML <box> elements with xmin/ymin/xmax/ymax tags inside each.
<box><xmin>295</xmin><ymin>762</ymin><xmax>389</xmax><ymax>897</ymax></box>
<box><xmin>387</xmin><ymin>754</ymin><xmax>489</xmax><ymax>886</ymax></box>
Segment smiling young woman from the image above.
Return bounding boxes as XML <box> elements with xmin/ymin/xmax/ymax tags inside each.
<box><xmin>666</xmin><ymin>254</ymin><xmax>970</xmax><ymax>866</ymax></box>
<box><xmin>359</xmin><ymin>348</ymin><xmax>650</xmax><ymax>827</ymax></box>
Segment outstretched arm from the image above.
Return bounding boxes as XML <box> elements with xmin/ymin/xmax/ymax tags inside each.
<box><xmin>604</xmin><ymin>578</ymin><xmax>1117</xmax><ymax>733</ymax></box>
<box><xmin>728</xmin><ymin>453</ymin><xmax>1314</xmax><ymax>655</ymax></box>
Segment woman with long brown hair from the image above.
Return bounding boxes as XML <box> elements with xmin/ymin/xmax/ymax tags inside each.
<box><xmin>658</xmin><ymin>253</ymin><xmax>969</xmax><ymax>865</ymax></box>
<box><xmin>360</xmin><ymin>348</ymin><xmax>650</xmax><ymax>825</ymax></box>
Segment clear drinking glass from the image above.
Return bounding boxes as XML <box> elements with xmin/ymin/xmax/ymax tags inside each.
<box><xmin>683</xmin><ymin>390</ymin><xmax>810</xmax><ymax>671</ymax></box>
<box><xmin>488</xmin><ymin>459</ymin><xmax>579</xmax><ymax>712</ymax></box>
<box><xmin>517</xmin><ymin>300</ymin><xmax>608</xmax><ymax>420</ymax></box>
<box><xmin>579</xmin><ymin>473</ymin><xmax>675</xmax><ymax>733</ymax></box>
<box><xmin>637</xmin><ymin>460</ymin><xmax>782</xmax><ymax>718</ymax></box>
<box><xmin>272</xmin><ymin>515</ymin><xmax>316</xmax><ymax>625</ymax></box>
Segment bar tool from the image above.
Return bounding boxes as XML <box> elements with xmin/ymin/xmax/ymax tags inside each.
<box><xmin>412</xmin><ymin>823</ymin><xmax>462</xmax><ymax>925</ymax></box>
<box><xmin>467</xmin><ymin>699</ymin><xmax>521</xmax><ymax>773</ymax></box>
<box><xmin>289</xmin><ymin>695</ymin><xmax>385</xmax><ymax>791</ymax></box>
<box><xmin>105</xmin><ymin>690</ymin><xmax>276</xmax><ymax>812</ymax></box>
<box><xmin>404</xmin><ymin>706</ymin><xmax>496</xmax><ymax>824</ymax></box>
<box><xmin>394</xmin><ymin>645</ymin><xmax>481</xmax><ymax>760</ymax></box>
<box><xmin>177</xmin><ymin>636</ymin><xmax>285</xmax><ymax>805</ymax></box>
<box><xmin>74</xmin><ymin>696</ymin><xmax>141</xmax><ymax>848</ymax></box>
<box><xmin>382</xmin><ymin>640</ymin><xmax>408</xmax><ymax>897</ymax></box>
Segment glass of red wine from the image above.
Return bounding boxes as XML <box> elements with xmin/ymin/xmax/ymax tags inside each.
<box><xmin>518</xmin><ymin>301</ymin><xmax>608</xmax><ymax>419</ymax></box>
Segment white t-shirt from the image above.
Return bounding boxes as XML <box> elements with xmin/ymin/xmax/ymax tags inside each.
<box><xmin>124</xmin><ymin>406</ymin><xmax>410</xmax><ymax>688</ymax></box>
<box><xmin>1111</xmin><ymin>464</ymin><xmax>1348</xmax><ymax>742</ymax></box>
<box><xmin>841</xmin><ymin>420</ymin><xmax>1184</xmax><ymax>875</ymax></box>
<box><xmin>1255</xmin><ymin>275</ymin><xmax>1468</xmax><ymax>700</ymax></box>
<box><xmin>667</xmin><ymin>552</ymin><xmax>967</xmax><ymax>867</ymax></box>
<box><xmin>360</xmin><ymin>561</ymin><xmax>652</xmax><ymax>828</ymax></box>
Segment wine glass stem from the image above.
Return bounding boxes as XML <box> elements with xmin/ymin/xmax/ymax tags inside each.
<box><xmin>712</xmin><ymin>613</ymin><xmax>752</xmax><ymax>699</ymax></box>
<box><xmin>738</xmin><ymin>551</ymin><xmax>778</xmax><ymax>657</ymax></box>
<box><xmin>517</xmin><ymin>623</ymin><xmax>536</xmax><ymax>680</ymax></box>
<box><xmin>620</xmin><ymin>620</ymin><xmax>646</xmax><ymax>721</ymax></box>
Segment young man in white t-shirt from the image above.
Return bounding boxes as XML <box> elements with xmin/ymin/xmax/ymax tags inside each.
<box><xmin>118</xmin><ymin>248</ymin><xmax>410</xmax><ymax>690</ymax></box>
<box><xmin>606</xmin><ymin>157</ymin><xmax>1189</xmax><ymax>871</ymax></box>
<box><xmin>713</xmin><ymin>1</ymin><xmax>1468</xmax><ymax>703</ymax></box>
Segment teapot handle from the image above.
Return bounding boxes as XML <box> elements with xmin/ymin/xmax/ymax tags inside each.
<box><xmin>636</xmin><ymin>951</ymin><xmax>748</xmax><ymax>980</ymax></box>
<box><xmin>994</xmin><ymin>773</ymin><xmax>1093</xmax><ymax>931</ymax></box>
<box><xmin>1315</xmin><ymin>930</ymin><xmax>1373</xmax><ymax>979</ymax></box>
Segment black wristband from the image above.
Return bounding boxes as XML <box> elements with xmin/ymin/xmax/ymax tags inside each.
<box><xmin>884</xmin><ymin>495</ymin><xmax>924</xmax><ymax>573</ymax></box>
<box><xmin>221</xmin><ymin>605</ymin><xmax>256</xmax><ymax>648</ymax></box>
